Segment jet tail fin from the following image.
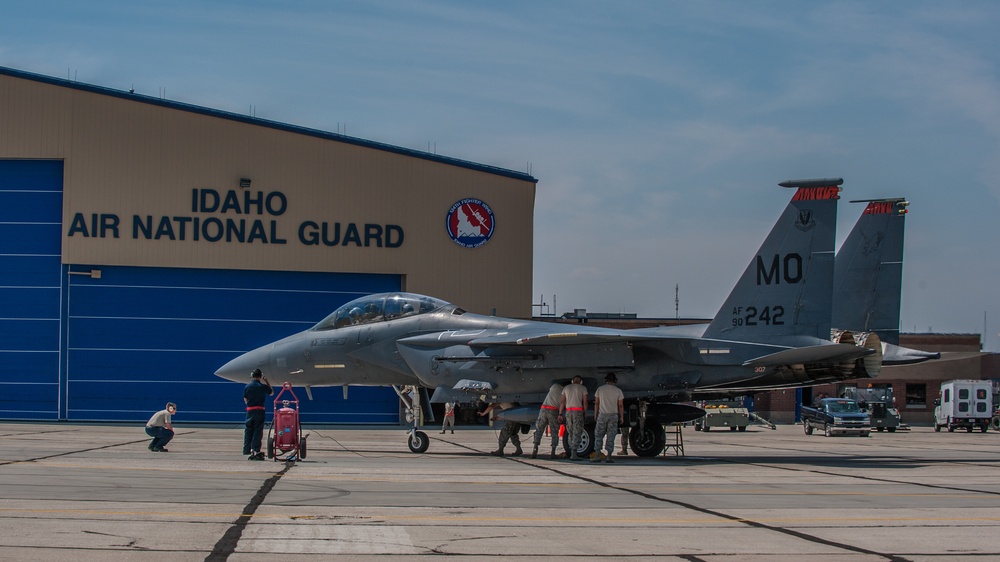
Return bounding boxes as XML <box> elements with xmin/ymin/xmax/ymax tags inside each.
<box><xmin>833</xmin><ymin>198</ymin><xmax>908</xmax><ymax>346</ymax></box>
<box><xmin>703</xmin><ymin>178</ymin><xmax>842</xmax><ymax>343</ymax></box>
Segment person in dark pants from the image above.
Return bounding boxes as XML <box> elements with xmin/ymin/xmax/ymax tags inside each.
<box><xmin>145</xmin><ymin>402</ymin><xmax>176</xmax><ymax>452</ymax></box>
<box><xmin>243</xmin><ymin>369</ymin><xmax>273</xmax><ymax>460</ymax></box>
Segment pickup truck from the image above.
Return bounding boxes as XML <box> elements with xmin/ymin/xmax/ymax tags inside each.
<box><xmin>801</xmin><ymin>398</ymin><xmax>871</xmax><ymax>437</ymax></box>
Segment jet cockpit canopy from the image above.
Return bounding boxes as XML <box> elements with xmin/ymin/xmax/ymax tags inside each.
<box><xmin>312</xmin><ymin>293</ymin><xmax>452</xmax><ymax>331</ymax></box>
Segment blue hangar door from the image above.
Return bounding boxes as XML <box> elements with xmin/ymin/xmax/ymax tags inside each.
<box><xmin>0</xmin><ymin>160</ymin><xmax>64</xmax><ymax>420</ymax></box>
<box><xmin>66</xmin><ymin>267</ymin><xmax>403</xmax><ymax>423</ymax></box>
<box><xmin>0</xmin><ymin>159</ymin><xmax>401</xmax><ymax>423</ymax></box>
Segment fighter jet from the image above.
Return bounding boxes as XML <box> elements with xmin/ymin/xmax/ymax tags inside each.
<box><xmin>832</xmin><ymin>198</ymin><xmax>939</xmax><ymax>364</ymax></box>
<box><xmin>216</xmin><ymin>178</ymin><xmax>882</xmax><ymax>456</ymax></box>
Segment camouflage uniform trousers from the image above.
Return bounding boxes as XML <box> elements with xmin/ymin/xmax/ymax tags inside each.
<box><xmin>533</xmin><ymin>409</ymin><xmax>560</xmax><ymax>450</ymax></box>
<box><xmin>593</xmin><ymin>412</ymin><xmax>619</xmax><ymax>455</ymax></box>
<box><xmin>565</xmin><ymin>410</ymin><xmax>585</xmax><ymax>454</ymax></box>
<box><xmin>498</xmin><ymin>420</ymin><xmax>522</xmax><ymax>449</ymax></box>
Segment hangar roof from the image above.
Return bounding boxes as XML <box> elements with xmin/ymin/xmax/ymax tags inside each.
<box><xmin>0</xmin><ymin>65</ymin><xmax>537</xmax><ymax>184</ymax></box>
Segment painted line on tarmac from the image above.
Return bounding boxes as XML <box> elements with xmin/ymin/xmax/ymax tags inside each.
<box><xmin>4</xmin><ymin>506</ymin><xmax>1000</xmax><ymax>526</ymax></box>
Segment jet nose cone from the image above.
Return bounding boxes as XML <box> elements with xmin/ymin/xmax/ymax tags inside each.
<box><xmin>215</xmin><ymin>346</ymin><xmax>269</xmax><ymax>382</ymax></box>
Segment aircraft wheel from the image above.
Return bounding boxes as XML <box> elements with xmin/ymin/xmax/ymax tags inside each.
<box><xmin>629</xmin><ymin>422</ymin><xmax>665</xmax><ymax>457</ymax></box>
<box><xmin>267</xmin><ymin>436</ymin><xmax>274</xmax><ymax>459</ymax></box>
<box><xmin>562</xmin><ymin>424</ymin><xmax>595</xmax><ymax>457</ymax></box>
<box><xmin>407</xmin><ymin>430</ymin><xmax>430</xmax><ymax>454</ymax></box>
<box><xmin>299</xmin><ymin>436</ymin><xmax>307</xmax><ymax>459</ymax></box>
<box><xmin>803</xmin><ymin>422</ymin><xmax>813</xmax><ymax>435</ymax></box>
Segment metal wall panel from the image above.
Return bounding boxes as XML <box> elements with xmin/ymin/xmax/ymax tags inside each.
<box><xmin>64</xmin><ymin>265</ymin><xmax>402</xmax><ymax>423</ymax></box>
<box><xmin>0</xmin><ymin>160</ymin><xmax>63</xmax><ymax>420</ymax></box>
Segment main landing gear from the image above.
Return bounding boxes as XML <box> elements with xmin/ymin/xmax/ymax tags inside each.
<box><xmin>393</xmin><ymin>385</ymin><xmax>429</xmax><ymax>453</ymax></box>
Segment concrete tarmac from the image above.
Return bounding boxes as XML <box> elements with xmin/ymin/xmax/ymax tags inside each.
<box><xmin>0</xmin><ymin>421</ymin><xmax>998</xmax><ymax>561</ymax></box>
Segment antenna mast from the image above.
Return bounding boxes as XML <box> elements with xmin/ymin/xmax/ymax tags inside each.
<box><xmin>675</xmin><ymin>284</ymin><xmax>679</xmax><ymax>319</ymax></box>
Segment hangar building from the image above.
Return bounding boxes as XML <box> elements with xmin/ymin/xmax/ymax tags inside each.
<box><xmin>0</xmin><ymin>66</ymin><xmax>537</xmax><ymax>424</ymax></box>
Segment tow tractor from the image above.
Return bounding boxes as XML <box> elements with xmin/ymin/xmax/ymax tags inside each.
<box><xmin>266</xmin><ymin>382</ymin><xmax>307</xmax><ymax>461</ymax></box>
<box><xmin>692</xmin><ymin>398</ymin><xmax>776</xmax><ymax>432</ymax></box>
<box><xmin>842</xmin><ymin>386</ymin><xmax>901</xmax><ymax>432</ymax></box>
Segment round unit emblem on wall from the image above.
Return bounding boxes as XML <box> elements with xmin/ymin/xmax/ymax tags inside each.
<box><xmin>446</xmin><ymin>198</ymin><xmax>495</xmax><ymax>248</ymax></box>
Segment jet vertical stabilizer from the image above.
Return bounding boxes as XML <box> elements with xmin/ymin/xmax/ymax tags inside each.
<box><xmin>832</xmin><ymin>198</ymin><xmax>939</xmax><ymax>364</ymax></box>
<box><xmin>703</xmin><ymin>178</ymin><xmax>842</xmax><ymax>343</ymax></box>
<box><xmin>834</xmin><ymin>198</ymin><xmax>907</xmax><ymax>345</ymax></box>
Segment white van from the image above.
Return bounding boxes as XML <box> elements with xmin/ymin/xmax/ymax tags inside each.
<box><xmin>934</xmin><ymin>380</ymin><xmax>993</xmax><ymax>433</ymax></box>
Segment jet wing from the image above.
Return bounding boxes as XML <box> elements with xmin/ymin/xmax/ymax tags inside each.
<box><xmin>469</xmin><ymin>329</ymin><xmax>640</xmax><ymax>347</ymax></box>
<box><xmin>742</xmin><ymin>343</ymin><xmax>873</xmax><ymax>367</ymax></box>
<box><xmin>397</xmin><ymin>326</ymin><xmax>646</xmax><ymax>348</ymax></box>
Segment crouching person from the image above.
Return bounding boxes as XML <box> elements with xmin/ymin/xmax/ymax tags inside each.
<box><xmin>146</xmin><ymin>402</ymin><xmax>176</xmax><ymax>452</ymax></box>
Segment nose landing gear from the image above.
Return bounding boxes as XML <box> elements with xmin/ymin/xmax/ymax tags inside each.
<box><xmin>393</xmin><ymin>385</ymin><xmax>430</xmax><ymax>453</ymax></box>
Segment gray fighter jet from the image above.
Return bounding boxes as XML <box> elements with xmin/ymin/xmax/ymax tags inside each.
<box><xmin>832</xmin><ymin>198</ymin><xmax>939</xmax><ymax>364</ymax></box>
<box><xmin>216</xmin><ymin>179</ymin><xmax>882</xmax><ymax>456</ymax></box>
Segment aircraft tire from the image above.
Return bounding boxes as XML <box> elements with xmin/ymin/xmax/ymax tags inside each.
<box><xmin>628</xmin><ymin>422</ymin><xmax>665</xmax><ymax>457</ymax></box>
<box><xmin>562</xmin><ymin>424</ymin><xmax>595</xmax><ymax>458</ymax></box>
<box><xmin>408</xmin><ymin>430</ymin><xmax>430</xmax><ymax>454</ymax></box>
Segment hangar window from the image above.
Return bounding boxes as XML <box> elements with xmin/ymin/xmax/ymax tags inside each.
<box><xmin>905</xmin><ymin>384</ymin><xmax>926</xmax><ymax>408</ymax></box>
<box><xmin>312</xmin><ymin>293</ymin><xmax>449</xmax><ymax>331</ymax></box>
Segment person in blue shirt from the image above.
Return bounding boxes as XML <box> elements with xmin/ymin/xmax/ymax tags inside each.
<box><xmin>243</xmin><ymin>369</ymin><xmax>273</xmax><ymax>460</ymax></box>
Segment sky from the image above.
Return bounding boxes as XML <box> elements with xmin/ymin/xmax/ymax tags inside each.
<box><xmin>3</xmin><ymin>1</ymin><xmax>999</xmax><ymax>351</ymax></box>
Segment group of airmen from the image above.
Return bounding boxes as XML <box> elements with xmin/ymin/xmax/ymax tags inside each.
<box><xmin>472</xmin><ymin>372</ymin><xmax>625</xmax><ymax>463</ymax></box>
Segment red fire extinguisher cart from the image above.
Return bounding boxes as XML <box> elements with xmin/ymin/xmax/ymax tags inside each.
<box><xmin>267</xmin><ymin>382</ymin><xmax>307</xmax><ymax>461</ymax></box>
